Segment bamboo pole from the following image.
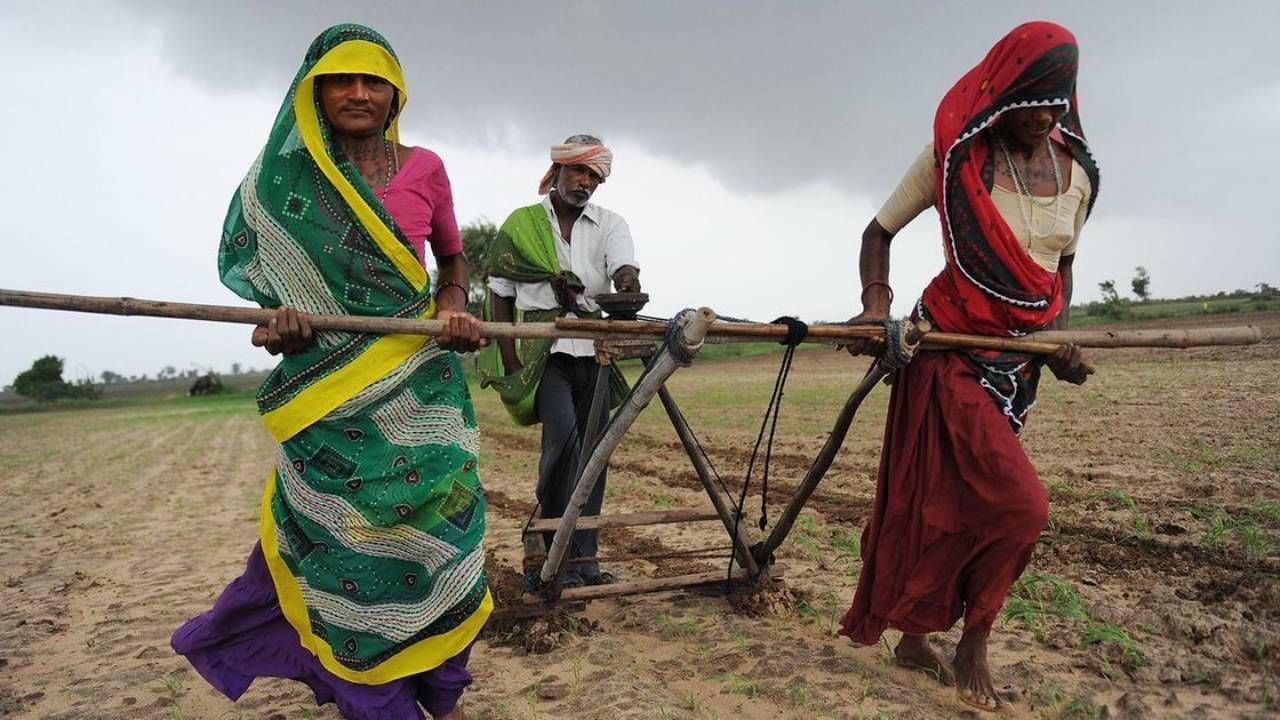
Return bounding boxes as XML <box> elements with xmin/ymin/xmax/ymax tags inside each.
<box><xmin>1022</xmin><ymin>326</ymin><xmax>1264</xmax><ymax>348</ymax></box>
<box><xmin>0</xmin><ymin>288</ymin><xmax>1264</xmax><ymax>350</ymax></box>
<box><xmin>0</xmin><ymin>288</ymin><xmax>614</xmax><ymax>340</ymax></box>
<box><xmin>538</xmin><ymin>308</ymin><xmax>716</xmax><ymax>588</ymax></box>
<box><xmin>557</xmin><ymin>316</ymin><xmax>884</xmax><ymax>341</ymax></box>
<box><xmin>559</xmin><ymin>316</ymin><xmax>1264</xmax><ymax>350</ymax></box>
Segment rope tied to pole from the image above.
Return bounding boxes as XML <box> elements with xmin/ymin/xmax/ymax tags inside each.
<box><xmin>665</xmin><ymin>308</ymin><xmax>703</xmax><ymax>365</ymax></box>
<box><xmin>772</xmin><ymin>316</ymin><xmax>809</xmax><ymax>347</ymax></box>
<box><xmin>727</xmin><ymin>315</ymin><xmax>808</xmax><ymax>582</ymax></box>
<box><xmin>882</xmin><ymin>317</ymin><xmax>922</xmax><ymax>369</ymax></box>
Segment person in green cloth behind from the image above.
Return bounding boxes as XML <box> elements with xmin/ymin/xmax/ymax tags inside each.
<box><xmin>480</xmin><ymin>134</ymin><xmax>641</xmax><ymax>590</ymax></box>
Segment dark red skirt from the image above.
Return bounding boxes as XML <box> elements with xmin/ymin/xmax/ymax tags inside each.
<box><xmin>839</xmin><ymin>352</ymin><xmax>1048</xmax><ymax>644</ymax></box>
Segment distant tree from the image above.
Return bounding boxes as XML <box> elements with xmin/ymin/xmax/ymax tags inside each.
<box><xmin>1257</xmin><ymin>283</ymin><xmax>1278</xmax><ymax>298</ymax></box>
<box><xmin>460</xmin><ymin>218</ymin><xmax>498</xmax><ymax>316</ymax></box>
<box><xmin>100</xmin><ymin>370</ymin><xmax>125</xmax><ymax>384</ymax></box>
<box><xmin>231</xmin><ymin>362</ymin><xmax>242</xmax><ymax>375</ymax></box>
<box><xmin>1131</xmin><ymin>266</ymin><xmax>1151</xmax><ymax>302</ymax></box>
<box><xmin>13</xmin><ymin>355</ymin><xmax>99</xmax><ymax>401</ymax></box>
<box><xmin>1088</xmin><ymin>279</ymin><xmax>1129</xmax><ymax>320</ymax></box>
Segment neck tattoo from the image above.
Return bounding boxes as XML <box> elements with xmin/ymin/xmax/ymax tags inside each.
<box><xmin>377</xmin><ymin>140</ymin><xmax>399</xmax><ymax>200</ymax></box>
<box><xmin>996</xmin><ymin>134</ymin><xmax>1063</xmax><ymax>241</ymax></box>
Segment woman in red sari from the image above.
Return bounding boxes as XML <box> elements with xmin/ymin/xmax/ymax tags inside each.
<box><xmin>840</xmin><ymin>21</ymin><xmax>1098</xmax><ymax>712</ymax></box>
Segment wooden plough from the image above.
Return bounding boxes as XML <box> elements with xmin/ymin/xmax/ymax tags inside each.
<box><xmin>0</xmin><ymin>288</ymin><xmax>1266</xmax><ymax>612</ymax></box>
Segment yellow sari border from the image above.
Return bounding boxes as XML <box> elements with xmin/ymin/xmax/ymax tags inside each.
<box><xmin>293</xmin><ymin>39</ymin><xmax>427</xmax><ymax>292</ymax></box>
<box><xmin>259</xmin><ymin>471</ymin><xmax>493</xmax><ymax>685</ymax></box>
<box><xmin>261</xmin><ymin>301</ymin><xmax>434</xmax><ymax>443</ymax></box>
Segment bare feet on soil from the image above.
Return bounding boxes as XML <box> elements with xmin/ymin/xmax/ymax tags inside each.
<box><xmin>894</xmin><ymin>633</ymin><xmax>955</xmax><ymax>686</ymax></box>
<box><xmin>953</xmin><ymin>630</ymin><xmax>1002</xmax><ymax>712</ymax></box>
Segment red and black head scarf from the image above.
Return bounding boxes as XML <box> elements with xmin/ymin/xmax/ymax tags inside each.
<box><xmin>921</xmin><ymin>21</ymin><xmax>1100</xmax><ymax>337</ymax></box>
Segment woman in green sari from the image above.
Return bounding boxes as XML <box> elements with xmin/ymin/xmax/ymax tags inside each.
<box><xmin>172</xmin><ymin>24</ymin><xmax>489</xmax><ymax>720</ymax></box>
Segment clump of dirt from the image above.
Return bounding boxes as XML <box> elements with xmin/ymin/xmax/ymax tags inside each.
<box><xmin>727</xmin><ymin>576</ymin><xmax>801</xmax><ymax>617</ymax></box>
<box><xmin>482</xmin><ymin>550</ymin><xmax>600</xmax><ymax>654</ymax></box>
<box><xmin>501</xmin><ymin>612</ymin><xmax>600</xmax><ymax>655</ymax></box>
<box><xmin>484</xmin><ymin>549</ymin><xmax>526</xmax><ymax>610</ymax></box>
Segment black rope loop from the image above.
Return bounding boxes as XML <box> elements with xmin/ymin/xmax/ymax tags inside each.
<box><xmin>771</xmin><ymin>316</ymin><xmax>809</xmax><ymax>347</ymax></box>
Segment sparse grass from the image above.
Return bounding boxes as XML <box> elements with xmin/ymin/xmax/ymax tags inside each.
<box><xmin>831</xmin><ymin>526</ymin><xmax>861</xmax><ymax>561</ymax></box>
<box><xmin>680</xmin><ymin>691</ymin><xmax>708</xmax><ymax>712</ymax></box>
<box><xmin>792</xmin><ymin>515</ymin><xmax>822</xmax><ymax>560</ymax></box>
<box><xmin>1034</xmin><ymin>684</ymin><xmax>1103</xmax><ymax>719</ymax></box>
<box><xmin>708</xmin><ymin>671</ymin><xmax>763</xmax><ymax>697</ymax></box>
<box><xmin>793</xmin><ymin>590</ymin><xmax>844</xmax><ymax>637</ymax></box>
<box><xmin>1045</xmin><ymin>478</ymin><xmax>1078</xmax><ymax>500</ymax></box>
<box><xmin>656</xmin><ymin>612</ymin><xmax>702</xmax><ymax>641</ymax></box>
<box><xmin>524</xmin><ymin>681</ymin><xmax>541</xmax><ymax>716</ymax></box>
<box><xmin>569</xmin><ymin>654</ymin><xmax>585</xmax><ymax>696</ymax></box>
<box><xmin>1004</xmin><ymin>574</ymin><xmax>1089</xmax><ymax>640</ymax></box>
<box><xmin>1166</xmin><ymin>434</ymin><xmax>1280</xmax><ymax>476</ymax></box>
<box><xmin>1096</xmin><ymin>489</ymin><xmax>1136</xmax><ymax>512</ymax></box>
<box><xmin>651</xmin><ymin>492</ymin><xmax>676</xmax><ymax>509</ymax></box>
<box><xmin>1005</xmin><ymin>574</ymin><xmax>1146</xmax><ymax>671</ymax></box>
<box><xmin>1185</xmin><ymin>505</ymin><xmax>1277</xmax><ymax>559</ymax></box>
<box><xmin>1253</xmin><ymin>501</ymin><xmax>1280</xmax><ymax>527</ymax></box>
<box><xmin>1083</xmin><ymin>623</ymin><xmax>1146</xmax><ymax>666</ymax></box>
<box><xmin>1167</xmin><ymin>438</ymin><xmax>1230</xmax><ymax>473</ymax></box>
<box><xmin>1090</xmin><ymin>489</ymin><xmax>1152</xmax><ymax>540</ymax></box>
<box><xmin>786</xmin><ymin>678</ymin><xmax>815</xmax><ymax>707</ymax></box>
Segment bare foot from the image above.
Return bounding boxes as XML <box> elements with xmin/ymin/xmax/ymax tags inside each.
<box><xmin>894</xmin><ymin>633</ymin><xmax>955</xmax><ymax>686</ymax></box>
<box><xmin>433</xmin><ymin>708</ymin><xmax>463</xmax><ymax>720</ymax></box>
<box><xmin>953</xmin><ymin>631</ymin><xmax>1002</xmax><ymax>712</ymax></box>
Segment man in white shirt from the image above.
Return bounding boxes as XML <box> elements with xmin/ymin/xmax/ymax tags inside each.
<box><xmin>486</xmin><ymin>134</ymin><xmax>640</xmax><ymax>588</ymax></box>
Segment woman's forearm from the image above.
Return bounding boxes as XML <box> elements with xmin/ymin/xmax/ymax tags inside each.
<box><xmin>435</xmin><ymin>253</ymin><xmax>472</xmax><ymax>312</ymax></box>
<box><xmin>859</xmin><ymin>220</ymin><xmax>894</xmax><ymax>314</ymax></box>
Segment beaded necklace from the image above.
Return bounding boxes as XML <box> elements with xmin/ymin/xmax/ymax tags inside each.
<box><xmin>376</xmin><ymin>139</ymin><xmax>400</xmax><ymax>201</ymax></box>
<box><xmin>997</xmin><ymin>134</ymin><xmax>1063</xmax><ymax>241</ymax></box>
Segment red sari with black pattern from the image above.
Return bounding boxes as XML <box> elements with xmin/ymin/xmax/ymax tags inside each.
<box><xmin>840</xmin><ymin>21</ymin><xmax>1100</xmax><ymax>643</ymax></box>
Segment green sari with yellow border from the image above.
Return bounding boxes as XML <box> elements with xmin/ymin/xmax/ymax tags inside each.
<box><xmin>217</xmin><ymin>24</ymin><xmax>490</xmax><ymax>684</ymax></box>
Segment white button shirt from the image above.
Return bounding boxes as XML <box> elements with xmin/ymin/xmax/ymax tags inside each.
<box><xmin>488</xmin><ymin>196</ymin><xmax>639</xmax><ymax>357</ymax></box>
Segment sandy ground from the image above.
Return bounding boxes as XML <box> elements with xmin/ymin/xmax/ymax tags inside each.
<box><xmin>1</xmin><ymin>312</ymin><xmax>1277</xmax><ymax>719</ymax></box>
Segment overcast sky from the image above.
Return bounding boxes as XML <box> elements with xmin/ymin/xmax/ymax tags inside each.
<box><xmin>1</xmin><ymin>1</ymin><xmax>1276</xmax><ymax>385</ymax></box>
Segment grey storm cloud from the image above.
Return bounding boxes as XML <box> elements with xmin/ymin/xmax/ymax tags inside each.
<box><xmin>117</xmin><ymin>0</ymin><xmax>1280</xmax><ymax>215</ymax></box>
<box><xmin>1</xmin><ymin>0</ymin><xmax>1276</xmax><ymax>386</ymax></box>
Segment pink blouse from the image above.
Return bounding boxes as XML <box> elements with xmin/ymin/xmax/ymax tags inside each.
<box><xmin>375</xmin><ymin>147</ymin><xmax>463</xmax><ymax>264</ymax></box>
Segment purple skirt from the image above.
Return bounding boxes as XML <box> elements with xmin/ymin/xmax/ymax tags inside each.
<box><xmin>172</xmin><ymin>544</ymin><xmax>473</xmax><ymax>720</ymax></box>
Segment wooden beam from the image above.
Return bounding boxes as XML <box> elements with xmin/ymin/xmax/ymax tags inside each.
<box><xmin>525</xmin><ymin>508</ymin><xmax>722</xmax><ymax>532</ymax></box>
<box><xmin>523</xmin><ymin>567</ymin><xmax>754</xmax><ymax>604</ymax></box>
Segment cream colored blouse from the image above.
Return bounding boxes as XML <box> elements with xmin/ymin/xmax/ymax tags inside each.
<box><xmin>874</xmin><ymin>143</ymin><xmax>1092</xmax><ymax>273</ymax></box>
